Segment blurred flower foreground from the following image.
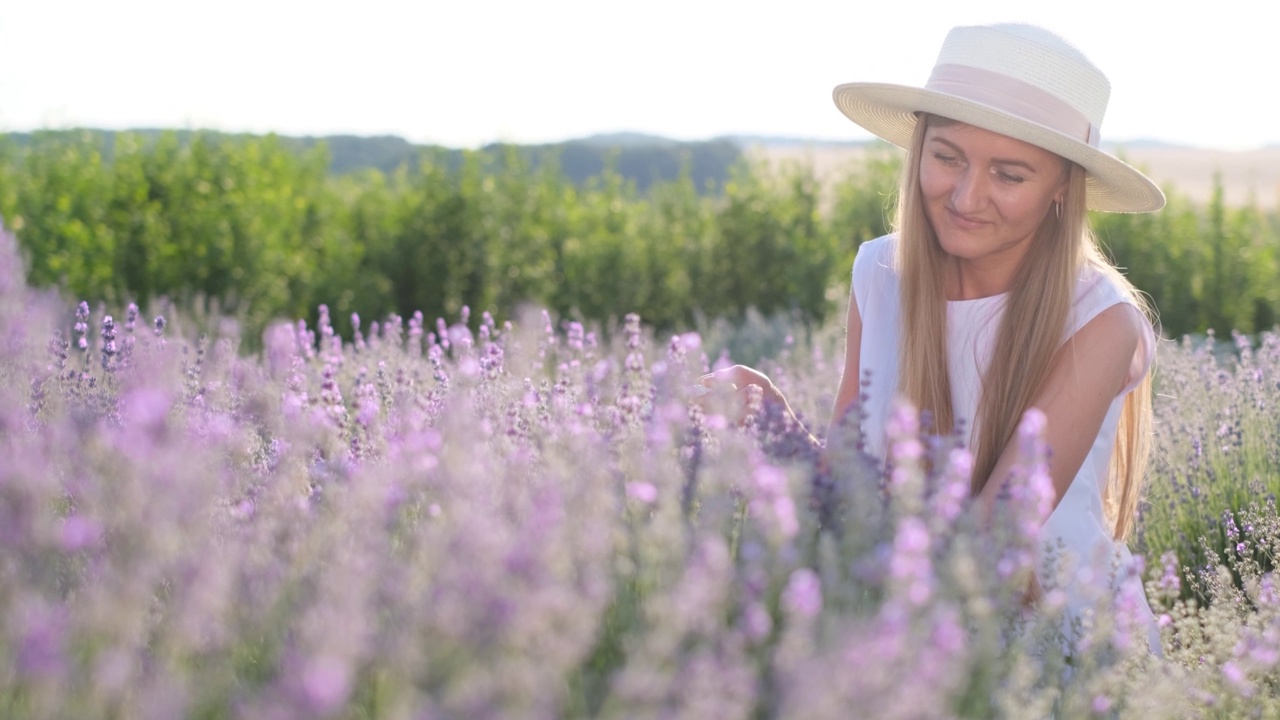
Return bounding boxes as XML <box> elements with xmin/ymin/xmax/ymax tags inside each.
<box><xmin>3</xmin><ymin>220</ymin><xmax>1280</xmax><ymax>720</ymax></box>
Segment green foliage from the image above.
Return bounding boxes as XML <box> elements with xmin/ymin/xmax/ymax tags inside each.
<box><xmin>2</xmin><ymin>130</ymin><xmax>1276</xmax><ymax>350</ymax></box>
<box><xmin>5</xmin><ymin>131</ymin><xmax>357</xmax><ymax>336</ymax></box>
<box><xmin>0</xmin><ymin>132</ymin><xmax>878</xmax><ymax>344</ymax></box>
<box><xmin>1093</xmin><ymin>174</ymin><xmax>1280</xmax><ymax>338</ymax></box>
<box><xmin>829</xmin><ymin>148</ymin><xmax>901</xmax><ymax>275</ymax></box>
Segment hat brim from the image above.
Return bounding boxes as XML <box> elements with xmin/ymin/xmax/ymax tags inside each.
<box><xmin>833</xmin><ymin>82</ymin><xmax>1165</xmax><ymax>213</ymax></box>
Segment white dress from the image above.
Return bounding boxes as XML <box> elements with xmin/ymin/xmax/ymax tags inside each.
<box><xmin>852</xmin><ymin>234</ymin><xmax>1161</xmax><ymax>653</ymax></box>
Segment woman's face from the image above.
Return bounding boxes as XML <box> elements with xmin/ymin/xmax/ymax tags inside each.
<box><xmin>919</xmin><ymin>121</ymin><xmax>1068</xmax><ymax>274</ymax></box>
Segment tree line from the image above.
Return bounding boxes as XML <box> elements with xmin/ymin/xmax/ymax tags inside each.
<box><xmin>0</xmin><ymin>130</ymin><xmax>1274</xmax><ymax>345</ymax></box>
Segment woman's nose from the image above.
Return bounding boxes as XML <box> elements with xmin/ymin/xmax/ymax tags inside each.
<box><xmin>950</xmin><ymin>168</ymin><xmax>988</xmax><ymax>212</ymax></box>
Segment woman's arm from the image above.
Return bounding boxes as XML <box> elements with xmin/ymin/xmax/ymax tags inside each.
<box><xmin>976</xmin><ymin>302</ymin><xmax>1145</xmax><ymax>512</ymax></box>
<box><xmin>829</xmin><ymin>280</ymin><xmax>864</xmax><ymax>434</ymax></box>
<box><xmin>700</xmin><ymin>281</ymin><xmax>863</xmax><ymax>449</ymax></box>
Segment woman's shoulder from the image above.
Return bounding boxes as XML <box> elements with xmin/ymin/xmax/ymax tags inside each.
<box><xmin>852</xmin><ymin>234</ymin><xmax>899</xmax><ymax>311</ymax></box>
<box><xmin>860</xmin><ymin>232</ymin><xmax>897</xmax><ymax>256</ymax></box>
<box><xmin>852</xmin><ymin>233</ymin><xmax>897</xmax><ymax>278</ymax></box>
<box><xmin>1072</xmin><ymin>260</ymin><xmax>1157</xmax><ymax>393</ymax></box>
<box><xmin>1073</xmin><ymin>260</ymin><xmax>1144</xmax><ymax>318</ymax></box>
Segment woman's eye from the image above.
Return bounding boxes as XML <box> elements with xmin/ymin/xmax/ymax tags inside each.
<box><xmin>994</xmin><ymin>169</ymin><xmax>1025</xmax><ymax>184</ymax></box>
<box><xmin>933</xmin><ymin>153</ymin><xmax>960</xmax><ymax>166</ymax></box>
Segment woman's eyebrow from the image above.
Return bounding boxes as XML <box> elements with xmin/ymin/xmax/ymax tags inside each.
<box><xmin>927</xmin><ymin>137</ymin><xmax>965</xmax><ymax>155</ymax></box>
<box><xmin>990</xmin><ymin>158</ymin><xmax>1038</xmax><ymax>173</ymax></box>
<box><xmin>928</xmin><ymin>136</ymin><xmax>1040</xmax><ymax>173</ymax></box>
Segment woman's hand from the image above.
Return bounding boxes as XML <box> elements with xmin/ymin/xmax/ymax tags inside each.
<box><xmin>697</xmin><ymin>365</ymin><xmax>823</xmax><ymax>458</ymax></box>
<box><xmin>1022</xmin><ymin>571</ymin><xmax>1044</xmax><ymax>609</ymax></box>
<box><xmin>696</xmin><ymin>365</ymin><xmax>787</xmax><ymax>421</ymax></box>
<box><xmin>700</xmin><ymin>365</ymin><xmax>784</xmax><ymax>403</ymax></box>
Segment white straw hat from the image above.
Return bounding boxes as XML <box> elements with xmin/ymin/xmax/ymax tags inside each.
<box><xmin>832</xmin><ymin>24</ymin><xmax>1165</xmax><ymax>213</ymax></box>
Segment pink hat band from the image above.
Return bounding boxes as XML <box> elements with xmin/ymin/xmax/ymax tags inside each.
<box><xmin>925</xmin><ymin>64</ymin><xmax>1101</xmax><ymax>149</ymax></box>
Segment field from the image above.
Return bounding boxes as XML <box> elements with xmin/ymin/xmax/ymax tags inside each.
<box><xmin>751</xmin><ymin>143</ymin><xmax>1280</xmax><ymax>209</ymax></box>
<box><xmin>4</xmin><ymin>210</ymin><xmax>1280</xmax><ymax>718</ymax></box>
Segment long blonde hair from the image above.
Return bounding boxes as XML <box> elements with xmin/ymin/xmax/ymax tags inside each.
<box><xmin>894</xmin><ymin>115</ymin><xmax>1153</xmax><ymax>540</ymax></box>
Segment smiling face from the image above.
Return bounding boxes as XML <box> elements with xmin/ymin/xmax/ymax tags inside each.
<box><xmin>918</xmin><ymin>119</ymin><xmax>1069</xmax><ymax>297</ymax></box>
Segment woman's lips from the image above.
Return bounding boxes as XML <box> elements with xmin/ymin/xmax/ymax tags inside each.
<box><xmin>946</xmin><ymin>207</ymin><xmax>989</xmax><ymax>230</ymax></box>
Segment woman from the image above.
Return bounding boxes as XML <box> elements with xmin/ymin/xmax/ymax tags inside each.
<box><xmin>707</xmin><ymin>23</ymin><xmax>1163</xmax><ymax>651</ymax></box>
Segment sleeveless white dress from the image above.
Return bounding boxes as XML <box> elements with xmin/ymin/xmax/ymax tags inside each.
<box><xmin>852</xmin><ymin>234</ymin><xmax>1161</xmax><ymax>653</ymax></box>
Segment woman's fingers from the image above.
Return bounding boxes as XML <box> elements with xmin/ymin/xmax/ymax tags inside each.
<box><xmin>699</xmin><ymin>365</ymin><xmax>769</xmax><ymax>392</ymax></box>
<box><xmin>692</xmin><ymin>365</ymin><xmax>788</xmax><ymax>426</ymax></box>
<box><xmin>693</xmin><ymin>366</ymin><xmax>749</xmax><ymax>419</ymax></box>
<box><xmin>1023</xmin><ymin>573</ymin><xmax>1044</xmax><ymax>608</ymax></box>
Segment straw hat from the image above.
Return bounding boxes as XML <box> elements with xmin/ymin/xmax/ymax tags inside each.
<box><xmin>832</xmin><ymin>24</ymin><xmax>1164</xmax><ymax>213</ymax></box>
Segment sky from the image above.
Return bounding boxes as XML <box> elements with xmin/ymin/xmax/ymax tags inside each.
<box><xmin>3</xmin><ymin>0</ymin><xmax>1277</xmax><ymax>151</ymax></box>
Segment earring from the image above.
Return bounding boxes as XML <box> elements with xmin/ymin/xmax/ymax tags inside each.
<box><xmin>1055</xmin><ymin>200</ymin><xmax>1062</xmax><ymax>220</ymax></box>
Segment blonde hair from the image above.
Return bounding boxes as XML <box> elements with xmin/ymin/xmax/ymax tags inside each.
<box><xmin>894</xmin><ymin>115</ymin><xmax>1152</xmax><ymax>540</ymax></box>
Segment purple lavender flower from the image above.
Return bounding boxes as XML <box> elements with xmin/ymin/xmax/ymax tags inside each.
<box><xmin>447</xmin><ymin>323</ymin><xmax>473</xmax><ymax>350</ymax></box>
<box><xmin>46</xmin><ymin>330</ymin><xmax>69</xmax><ymax>375</ymax></box>
<box><xmin>58</xmin><ymin>514</ymin><xmax>103</xmax><ymax>551</ymax></box>
<box><xmin>929</xmin><ymin>604</ymin><xmax>965</xmax><ymax>655</ymax></box>
<box><xmin>743</xmin><ymin>602</ymin><xmax>773</xmax><ymax>641</ymax></box>
<box><xmin>625</xmin><ymin>481</ymin><xmax>657</xmax><ymax>504</ymax></box>
<box><xmin>782</xmin><ymin>568</ymin><xmax>822</xmax><ymax>617</ymax></box>
<box><xmin>436</xmin><ymin>316</ymin><xmax>449</xmax><ymax>351</ymax></box>
<box><xmin>100</xmin><ymin>314</ymin><xmax>118</xmax><ymax>372</ymax></box>
<box><xmin>264</xmin><ymin>322</ymin><xmax>299</xmax><ymax>379</ymax></box>
<box><xmin>351</xmin><ymin>313</ymin><xmax>366</xmax><ymax>352</ymax></box>
<box><xmin>931</xmin><ymin>448</ymin><xmax>971</xmax><ymax>523</ymax></box>
<box><xmin>567</xmin><ymin>321</ymin><xmax>585</xmax><ymax>352</ymax></box>
<box><xmin>17</xmin><ymin>604</ymin><xmax>67</xmax><ymax>679</ymax></box>
<box><xmin>354</xmin><ymin>372</ymin><xmax>379</xmax><ymax>429</ymax></box>
<box><xmin>301</xmin><ymin>655</ymin><xmax>352</xmax><ymax>715</ymax></box>
<box><xmin>1258</xmin><ymin>573</ymin><xmax>1278</xmax><ymax>606</ymax></box>
<box><xmin>319</xmin><ymin>362</ymin><xmax>347</xmax><ymax>427</ymax></box>
<box><xmin>890</xmin><ymin>516</ymin><xmax>933</xmax><ymax>606</ymax></box>
<box><xmin>230</xmin><ymin>498</ymin><xmax>255</xmax><ymax>520</ymax></box>
<box><xmin>1157</xmin><ymin>551</ymin><xmax>1182</xmax><ymax>595</ymax></box>
<box><xmin>408</xmin><ymin>311</ymin><xmax>424</xmax><ymax>355</ymax></box>
<box><xmin>751</xmin><ymin>462</ymin><xmax>799</xmax><ymax>538</ymax></box>
<box><xmin>122</xmin><ymin>386</ymin><xmax>172</xmax><ymax>433</ymax></box>
<box><xmin>480</xmin><ymin>342</ymin><xmax>504</xmax><ymax>380</ymax></box>
<box><xmin>75</xmin><ymin>301</ymin><xmax>90</xmax><ymax>351</ymax></box>
<box><xmin>1221</xmin><ymin>661</ymin><xmax>1250</xmax><ymax>694</ymax></box>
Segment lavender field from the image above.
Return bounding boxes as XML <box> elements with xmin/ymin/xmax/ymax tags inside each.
<box><xmin>3</xmin><ymin>217</ymin><xmax>1279</xmax><ymax>720</ymax></box>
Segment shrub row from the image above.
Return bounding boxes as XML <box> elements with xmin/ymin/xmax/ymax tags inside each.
<box><xmin>0</xmin><ymin>131</ymin><xmax>1276</xmax><ymax>345</ymax></box>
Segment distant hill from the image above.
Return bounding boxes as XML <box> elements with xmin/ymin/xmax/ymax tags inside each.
<box><xmin>574</xmin><ymin>132</ymin><xmax>685</xmax><ymax>148</ymax></box>
<box><xmin>13</xmin><ymin>130</ymin><xmax>1265</xmax><ymax>203</ymax></box>
<box><xmin>3</xmin><ymin>129</ymin><xmax>428</xmax><ymax>176</ymax></box>
<box><xmin>480</xmin><ymin>137</ymin><xmax>740</xmax><ymax>193</ymax></box>
<box><xmin>721</xmin><ymin>134</ymin><xmax>880</xmax><ymax>149</ymax></box>
<box><xmin>1103</xmin><ymin>138</ymin><xmax>1190</xmax><ymax>151</ymax></box>
<box><xmin>2</xmin><ymin>129</ymin><xmax>744</xmax><ymax>194</ymax></box>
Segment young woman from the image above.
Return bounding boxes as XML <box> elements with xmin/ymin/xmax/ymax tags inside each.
<box><xmin>706</xmin><ymin>23</ymin><xmax>1163</xmax><ymax>651</ymax></box>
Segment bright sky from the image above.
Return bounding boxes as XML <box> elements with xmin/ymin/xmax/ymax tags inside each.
<box><xmin>3</xmin><ymin>0</ymin><xmax>1275</xmax><ymax>151</ymax></box>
